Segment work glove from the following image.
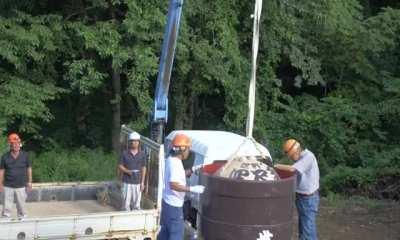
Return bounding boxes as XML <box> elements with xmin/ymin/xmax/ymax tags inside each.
<box><xmin>189</xmin><ymin>185</ymin><xmax>205</xmax><ymax>194</ymax></box>
<box><xmin>191</xmin><ymin>164</ymin><xmax>204</xmax><ymax>173</ymax></box>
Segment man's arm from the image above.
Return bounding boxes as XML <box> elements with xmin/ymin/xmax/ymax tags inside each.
<box><xmin>0</xmin><ymin>155</ymin><xmax>5</xmax><ymax>192</ymax></box>
<box><xmin>274</xmin><ymin>164</ymin><xmax>296</xmax><ymax>173</ymax></box>
<box><xmin>27</xmin><ymin>167</ymin><xmax>32</xmax><ymax>183</ymax></box>
<box><xmin>140</xmin><ymin>154</ymin><xmax>147</xmax><ymax>191</ymax></box>
<box><xmin>140</xmin><ymin>166</ymin><xmax>146</xmax><ymax>191</ymax></box>
<box><xmin>118</xmin><ymin>164</ymin><xmax>132</xmax><ymax>175</ymax></box>
<box><xmin>26</xmin><ymin>167</ymin><xmax>32</xmax><ymax>191</ymax></box>
<box><xmin>0</xmin><ymin>169</ymin><xmax>4</xmax><ymax>192</ymax></box>
<box><xmin>118</xmin><ymin>153</ymin><xmax>132</xmax><ymax>176</ymax></box>
<box><xmin>168</xmin><ymin>159</ymin><xmax>189</xmax><ymax>192</ymax></box>
<box><xmin>170</xmin><ymin>182</ymin><xmax>190</xmax><ymax>192</ymax></box>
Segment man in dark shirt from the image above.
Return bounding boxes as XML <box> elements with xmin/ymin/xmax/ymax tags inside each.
<box><xmin>118</xmin><ymin>132</ymin><xmax>146</xmax><ymax>210</ymax></box>
<box><xmin>0</xmin><ymin>133</ymin><xmax>32</xmax><ymax>219</ymax></box>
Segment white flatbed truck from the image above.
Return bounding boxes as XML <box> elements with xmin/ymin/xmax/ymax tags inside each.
<box><xmin>0</xmin><ymin>133</ymin><xmax>165</xmax><ymax>240</ymax></box>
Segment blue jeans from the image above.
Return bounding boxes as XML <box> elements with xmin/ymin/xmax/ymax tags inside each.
<box><xmin>157</xmin><ymin>200</ymin><xmax>184</xmax><ymax>240</ymax></box>
<box><xmin>296</xmin><ymin>192</ymin><xmax>319</xmax><ymax>240</ymax></box>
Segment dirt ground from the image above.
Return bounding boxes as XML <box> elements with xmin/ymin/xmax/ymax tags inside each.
<box><xmin>307</xmin><ymin>199</ymin><xmax>400</xmax><ymax>240</ymax></box>
<box><xmin>185</xmin><ymin>198</ymin><xmax>400</xmax><ymax>240</ymax></box>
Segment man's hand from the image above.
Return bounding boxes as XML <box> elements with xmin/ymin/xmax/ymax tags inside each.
<box><xmin>26</xmin><ymin>182</ymin><xmax>32</xmax><ymax>192</ymax></box>
<box><xmin>0</xmin><ymin>184</ymin><xmax>4</xmax><ymax>192</ymax></box>
<box><xmin>140</xmin><ymin>182</ymin><xmax>145</xmax><ymax>192</ymax></box>
<box><xmin>191</xmin><ymin>164</ymin><xmax>204</xmax><ymax>173</ymax></box>
<box><xmin>119</xmin><ymin>165</ymin><xmax>133</xmax><ymax>176</ymax></box>
<box><xmin>189</xmin><ymin>185</ymin><xmax>205</xmax><ymax>194</ymax></box>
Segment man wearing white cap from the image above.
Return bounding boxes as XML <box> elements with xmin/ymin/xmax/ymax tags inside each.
<box><xmin>119</xmin><ymin>132</ymin><xmax>147</xmax><ymax>210</ymax></box>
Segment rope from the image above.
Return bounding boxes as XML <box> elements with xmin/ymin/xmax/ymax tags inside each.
<box><xmin>217</xmin><ymin>136</ymin><xmax>268</xmax><ymax>174</ymax></box>
<box><xmin>246</xmin><ymin>0</ymin><xmax>263</xmax><ymax>138</ymax></box>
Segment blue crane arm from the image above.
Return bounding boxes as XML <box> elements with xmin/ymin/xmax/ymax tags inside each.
<box><xmin>153</xmin><ymin>0</ymin><xmax>184</xmax><ymax>123</ymax></box>
<box><xmin>152</xmin><ymin>0</ymin><xmax>184</xmax><ymax>142</ymax></box>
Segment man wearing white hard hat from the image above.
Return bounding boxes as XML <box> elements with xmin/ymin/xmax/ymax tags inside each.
<box><xmin>118</xmin><ymin>132</ymin><xmax>147</xmax><ymax>210</ymax></box>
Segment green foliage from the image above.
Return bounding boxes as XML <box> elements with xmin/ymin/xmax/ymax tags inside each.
<box><xmin>33</xmin><ymin>148</ymin><xmax>116</xmax><ymax>182</ymax></box>
<box><xmin>64</xmin><ymin>59</ymin><xmax>107</xmax><ymax>95</ymax></box>
<box><xmin>0</xmin><ymin>135</ymin><xmax>7</xmax><ymax>154</ymax></box>
<box><xmin>0</xmin><ymin>0</ymin><xmax>399</xmax><ymax>199</ymax></box>
<box><xmin>0</xmin><ymin>11</ymin><xmax>65</xmax><ymax>135</ymax></box>
<box><xmin>322</xmin><ymin>166</ymin><xmax>375</xmax><ymax>196</ymax></box>
<box><xmin>1</xmin><ymin>77</ymin><xmax>61</xmax><ymax>120</ymax></box>
<box><xmin>255</xmin><ymin>2</ymin><xmax>400</xmax><ymax>200</ymax></box>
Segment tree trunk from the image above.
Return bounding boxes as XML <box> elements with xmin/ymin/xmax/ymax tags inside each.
<box><xmin>173</xmin><ymin>76</ymin><xmax>186</xmax><ymax>130</ymax></box>
<box><xmin>111</xmin><ymin>67</ymin><xmax>121</xmax><ymax>154</ymax></box>
<box><xmin>186</xmin><ymin>91</ymin><xmax>195</xmax><ymax>129</ymax></box>
<box><xmin>174</xmin><ymin>97</ymin><xmax>185</xmax><ymax>130</ymax></box>
<box><xmin>173</xmin><ymin>75</ymin><xmax>196</xmax><ymax>130</ymax></box>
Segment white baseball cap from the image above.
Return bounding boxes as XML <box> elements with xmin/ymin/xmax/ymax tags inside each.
<box><xmin>128</xmin><ymin>132</ymin><xmax>140</xmax><ymax>141</ymax></box>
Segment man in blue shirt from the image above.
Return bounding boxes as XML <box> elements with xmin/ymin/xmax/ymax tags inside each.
<box><xmin>274</xmin><ymin>139</ymin><xmax>320</xmax><ymax>240</ymax></box>
<box><xmin>118</xmin><ymin>132</ymin><xmax>146</xmax><ymax>211</ymax></box>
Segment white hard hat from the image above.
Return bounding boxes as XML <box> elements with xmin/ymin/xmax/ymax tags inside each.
<box><xmin>128</xmin><ymin>132</ymin><xmax>140</xmax><ymax>141</ymax></box>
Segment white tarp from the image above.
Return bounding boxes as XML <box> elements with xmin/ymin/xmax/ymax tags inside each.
<box><xmin>165</xmin><ymin>130</ymin><xmax>272</xmax><ymax>165</ymax></box>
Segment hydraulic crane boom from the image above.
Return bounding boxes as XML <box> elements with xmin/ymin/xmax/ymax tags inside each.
<box><xmin>152</xmin><ymin>0</ymin><xmax>184</xmax><ymax>143</ymax></box>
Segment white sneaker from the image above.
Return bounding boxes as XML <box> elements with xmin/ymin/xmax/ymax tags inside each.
<box><xmin>2</xmin><ymin>213</ymin><xmax>11</xmax><ymax>218</ymax></box>
<box><xmin>18</xmin><ymin>214</ymin><xmax>27</xmax><ymax>220</ymax></box>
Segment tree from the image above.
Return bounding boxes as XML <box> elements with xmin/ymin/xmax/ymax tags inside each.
<box><xmin>0</xmin><ymin>10</ymin><xmax>65</xmax><ymax>138</ymax></box>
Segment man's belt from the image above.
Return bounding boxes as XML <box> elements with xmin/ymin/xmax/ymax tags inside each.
<box><xmin>296</xmin><ymin>189</ymin><xmax>319</xmax><ymax>196</ymax></box>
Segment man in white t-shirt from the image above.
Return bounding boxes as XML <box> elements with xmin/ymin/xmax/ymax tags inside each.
<box><xmin>157</xmin><ymin>133</ymin><xmax>205</xmax><ymax>240</ymax></box>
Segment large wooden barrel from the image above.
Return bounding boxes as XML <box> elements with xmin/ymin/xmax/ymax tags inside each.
<box><xmin>199</xmin><ymin>168</ymin><xmax>296</xmax><ymax>240</ymax></box>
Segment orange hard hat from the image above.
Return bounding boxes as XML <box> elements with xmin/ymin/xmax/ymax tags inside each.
<box><xmin>283</xmin><ymin>139</ymin><xmax>300</xmax><ymax>156</ymax></box>
<box><xmin>8</xmin><ymin>133</ymin><xmax>21</xmax><ymax>144</ymax></box>
<box><xmin>172</xmin><ymin>133</ymin><xmax>191</xmax><ymax>148</ymax></box>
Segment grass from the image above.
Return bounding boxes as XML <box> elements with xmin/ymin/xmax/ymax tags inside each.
<box><xmin>324</xmin><ymin>192</ymin><xmax>395</xmax><ymax>211</ymax></box>
<box><xmin>32</xmin><ymin>147</ymin><xmax>118</xmax><ymax>183</ymax></box>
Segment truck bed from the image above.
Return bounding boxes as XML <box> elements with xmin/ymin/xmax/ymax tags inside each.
<box><xmin>0</xmin><ymin>200</ymin><xmax>116</xmax><ymax>218</ymax></box>
<box><xmin>0</xmin><ymin>182</ymin><xmax>159</xmax><ymax>240</ymax></box>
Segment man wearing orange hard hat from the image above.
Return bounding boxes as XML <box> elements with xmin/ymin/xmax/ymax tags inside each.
<box><xmin>274</xmin><ymin>139</ymin><xmax>320</xmax><ymax>240</ymax></box>
<box><xmin>0</xmin><ymin>133</ymin><xmax>32</xmax><ymax>219</ymax></box>
<box><xmin>157</xmin><ymin>133</ymin><xmax>205</xmax><ymax>240</ymax></box>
